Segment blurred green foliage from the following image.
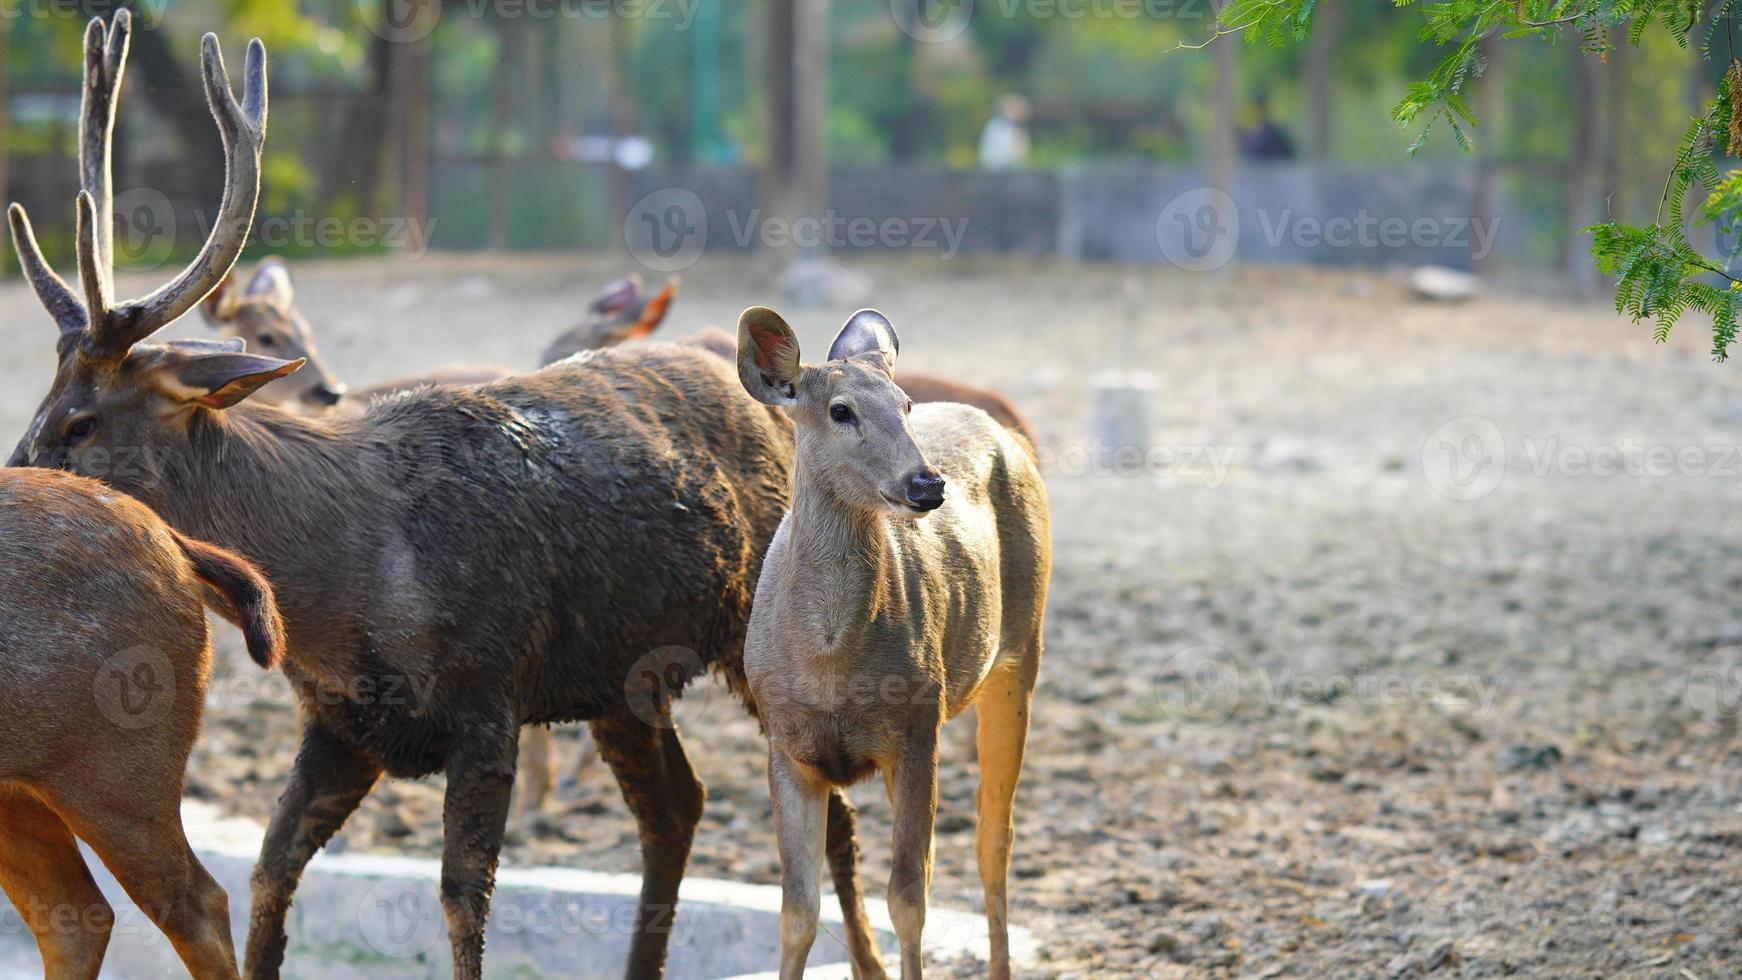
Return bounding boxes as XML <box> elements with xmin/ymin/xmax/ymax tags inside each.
<box><xmin>0</xmin><ymin>0</ymin><xmax>1720</xmax><ymax>280</ymax></box>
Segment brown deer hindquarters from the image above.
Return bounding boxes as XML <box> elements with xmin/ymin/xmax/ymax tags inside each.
<box><xmin>0</xmin><ymin>469</ymin><xmax>285</xmax><ymax>980</ymax></box>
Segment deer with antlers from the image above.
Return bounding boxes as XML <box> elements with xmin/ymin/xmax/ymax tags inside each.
<box><xmin>8</xmin><ymin>13</ymin><xmax>889</xmax><ymax>979</ymax></box>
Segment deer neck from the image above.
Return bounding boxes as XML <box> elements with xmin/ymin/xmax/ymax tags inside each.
<box><xmin>149</xmin><ymin>404</ymin><xmax>369</xmax><ymax>585</ymax></box>
<box><xmin>780</xmin><ymin>460</ymin><xmax>902</xmax><ymax>657</ymax></box>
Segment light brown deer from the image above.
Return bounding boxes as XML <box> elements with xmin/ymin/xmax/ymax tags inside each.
<box><xmin>0</xmin><ymin>467</ymin><xmax>285</xmax><ymax>980</ymax></box>
<box><xmin>736</xmin><ymin>308</ymin><xmax>1051</xmax><ymax>980</ymax></box>
<box><xmin>7</xmin><ymin>14</ymin><xmax>887</xmax><ymax>979</ymax></box>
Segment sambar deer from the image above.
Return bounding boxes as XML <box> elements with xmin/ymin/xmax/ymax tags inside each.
<box><xmin>1</xmin><ymin>465</ymin><xmax>285</xmax><ymax>980</ymax></box>
<box><xmin>7</xmin><ymin>13</ymin><xmax>888</xmax><ymax>979</ymax></box>
<box><xmin>736</xmin><ymin>308</ymin><xmax>1051</xmax><ymax>979</ymax></box>
<box><xmin>200</xmin><ymin>266</ymin><xmax>676</xmax><ymax>813</ymax></box>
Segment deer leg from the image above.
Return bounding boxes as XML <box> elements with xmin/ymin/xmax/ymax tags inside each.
<box><xmin>972</xmin><ymin>659</ymin><xmax>1036</xmax><ymax>980</ymax></box>
<box><xmin>48</xmin><ymin>784</ymin><xmax>239</xmax><ymax>979</ymax></box>
<box><xmin>591</xmin><ymin>714</ymin><xmax>707</xmax><ymax>980</ymax></box>
<box><xmin>0</xmin><ymin>792</ymin><xmax>112</xmax><ymax>980</ymax></box>
<box><xmin>768</xmin><ymin>751</ymin><xmax>828</xmax><ymax>980</ymax></box>
<box><xmin>825</xmin><ymin>790</ymin><xmax>889</xmax><ymax>979</ymax></box>
<box><xmin>565</xmin><ymin>729</ymin><xmax>600</xmax><ymax>788</ymax></box>
<box><xmin>887</xmin><ymin>728</ymin><xmax>941</xmax><ymax>980</ymax></box>
<box><xmin>438</xmin><ymin>717</ymin><xmax>519</xmax><ymax>980</ymax></box>
<box><xmin>513</xmin><ymin>727</ymin><xmax>554</xmax><ymax>821</ymax></box>
<box><xmin>245</xmin><ymin>723</ymin><xmax>381</xmax><ymax>979</ymax></box>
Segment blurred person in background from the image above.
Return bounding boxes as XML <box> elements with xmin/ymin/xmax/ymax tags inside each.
<box><xmin>1239</xmin><ymin>89</ymin><xmax>1296</xmax><ymax>160</ymax></box>
<box><xmin>979</xmin><ymin>93</ymin><xmax>1031</xmax><ymax>170</ymax></box>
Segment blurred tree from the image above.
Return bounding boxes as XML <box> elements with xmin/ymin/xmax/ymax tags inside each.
<box><xmin>1</xmin><ymin>16</ymin><xmax>9</xmax><ymax>226</ymax></box>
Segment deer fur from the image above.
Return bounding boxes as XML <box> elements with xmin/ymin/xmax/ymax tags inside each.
<box><xmin>0</xmin><ymin>468</ymin><xmax>285</xmax><ymax>980</ymax></box>
<box><xmin>199</xmin><ymin>267</ymin><xmax>677</xmax><ymax>813</ymax></box>
<box><xmin>737</xmin><ymin>308</ymin><xmax>1050</xmax><ymax>980</ymax></box>
<box><xmin>7</xmin><ymin>16</ymin><xmax>889</xmax><ymax>979</ymax></box>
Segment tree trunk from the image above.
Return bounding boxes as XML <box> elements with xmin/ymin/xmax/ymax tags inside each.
<box><xmin>764</xmin><ymin>0</ymin><xmax>829</xmax><ymax>257</ymax></box>
<box><xmin>1471</xmin><ymin>35</ymin><xmax>1502</xmax><ymax>272</ymax></box>
<box><xmin>608</xmin><ymin>11</ymin><xmax>635</xmax><ymax>253</ymax></box>
<box><xmin>319</xmin><ymin>34</ymin><xmax>392</xmax><ymax>217</ymax></box>
<box><xmin>486</xmin><ymin>24</ymin><xmax>521</xmax><ymax>251</ymax></box>
<box><xmin>1208</xmin><ymin>1</ymin><xmax>1238</xmax><ymax>195</ymax></box>
<box><xmin>1563</xmin><ymin>48</ymin><xmax>1602</xmax><ymax>293</ymax></box>
<box><xmin>389</xmin><ymin>25</ymin><xmax>431</xmax><ymax>240</ymax></box>
<box><xmin>1603</xmin><ymin>34</ymin><xmax>1626</xmax><ymax>225</ymax></box>
<box><xmin>0</xmin><ymin>14</ymin><xmax>9</xmax><ymax>266</ymax></box>
<box><xmin>1302</xmin><ymin>0</ymin><xmax>1347</xmax><ymax>165</ymax></box>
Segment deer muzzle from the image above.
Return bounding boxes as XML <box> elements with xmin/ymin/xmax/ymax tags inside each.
<box><xmin>901</xmin><ymin>468</ymin><xmax>947</xmax><ymax>512</ymax></box>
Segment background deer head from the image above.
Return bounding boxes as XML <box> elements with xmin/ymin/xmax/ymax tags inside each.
<box><xmin>200</xmin><ymin>258</ymin><xmax>347</xmax><ymax>410</ymax></box>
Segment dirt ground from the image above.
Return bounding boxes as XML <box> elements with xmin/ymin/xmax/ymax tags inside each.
<box><xmin>6</xmin><ymin>253</ymin><xmax>1742</xmax><ymax>978</ymax></box>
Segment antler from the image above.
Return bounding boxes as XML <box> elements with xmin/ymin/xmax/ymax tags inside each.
<box><xmin>6</xmin><ymin>10</ymin><xmax>268</xmax><ymax>354</ymax></box>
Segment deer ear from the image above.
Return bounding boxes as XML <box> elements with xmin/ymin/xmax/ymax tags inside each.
<box><xmin>592</xmin><ymin>273</ymin><xmax>644</xmax><ymax>316</ymax></box>
<box><xmin>200</xmin><ymin>270</ymin><xmax>242</xmax><ymax>326</ymax></box>
<box><xmin>619</xmin><ymin>278</ymin><xmax>679</xmax><ymax>343</ymax></box>
<box><xmin>829</xmin><ymin>309</ymin><xmax>899</xmax><ymax>374</ymax></box>
<box><xmin>152</xmin><ymin>349</ymin><xmax>305</xmax><ymax>410</ymax></box>
<box><xmin>246</xmin><ymin>257</ymin><xmax>294</xmax><ymax>309</ymax></box>
<box><xmin>737</xmin><ymin>306</ymin><xmax>802</xmax><ymax>406</ymax></box>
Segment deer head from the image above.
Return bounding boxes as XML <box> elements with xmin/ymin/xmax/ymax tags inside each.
<box><xmin>737</xmin><ymin>307</ymin><xmax>946</xmax><ymax>515</ymax></box>
<box><xmin>7</xmin><ymin>12</ymin><xmax>294</xmax><ymax>480</ymax></box>
<box><xmin>201</xmin><ymin>258</ymin><xmax>347</xmax><ymax>410</ymax></box>
<box><xmin>539</xmin><ymin>274</ymin><xmax>680</xmax><ymax>366</ymax></box>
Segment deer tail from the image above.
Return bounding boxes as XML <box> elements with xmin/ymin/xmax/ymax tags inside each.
<box><xmin>172</xmin><ymin>531</ymin><xmax>286</xmax><ymax>669</ymax></box>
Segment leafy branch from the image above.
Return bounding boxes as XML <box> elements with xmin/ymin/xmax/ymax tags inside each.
<box><xmin>1210</xmin><ymin>0</ymin><xmax>1742</xmax><ymax>360</ymax></box>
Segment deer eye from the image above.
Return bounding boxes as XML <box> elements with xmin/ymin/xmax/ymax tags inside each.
<box><xmin>67</xmin><ymin>417</ymin><xmax>98</xmax><ymax>443</ymax></box>
<box><xmin>830</xmin><ymin>403</ymin><xmax>855</xmax><ymax>425</ymax></box>
<box><xmin>256</xmin><ymin>333</ymin><xmax>277</xmax><ymax>348</ymax></box>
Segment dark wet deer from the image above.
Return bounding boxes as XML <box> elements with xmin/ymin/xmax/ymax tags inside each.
<box><xmin>7</xmin><ymin>14</ymin><xmax>888</xmax><ymax>980</ymax></box>
<box><xmin>0</xmin><ymin>467</ymin><xmax>284</xmax><ymax>980</ymax></box>
<box><xmin>737</xmin><ymin>308</ymin><xmax>1051</xmax><ymax>980</ymax></box>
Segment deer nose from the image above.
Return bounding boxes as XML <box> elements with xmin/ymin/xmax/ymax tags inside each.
<box><xmin>903</xmin><ymin>468</ymin><xmax>946</xmax><ymax>512</ymax></box>
<box><xmin>309</xmin><ymin>382</ymin><xmax>347</xmax><ymax>408</ymax></box>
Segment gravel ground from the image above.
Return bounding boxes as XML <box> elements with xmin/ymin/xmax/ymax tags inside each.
<box><xmin>6</xmin><ymin>253</ymin><xmax>1742</xmax><ymax>978</ymax></box>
